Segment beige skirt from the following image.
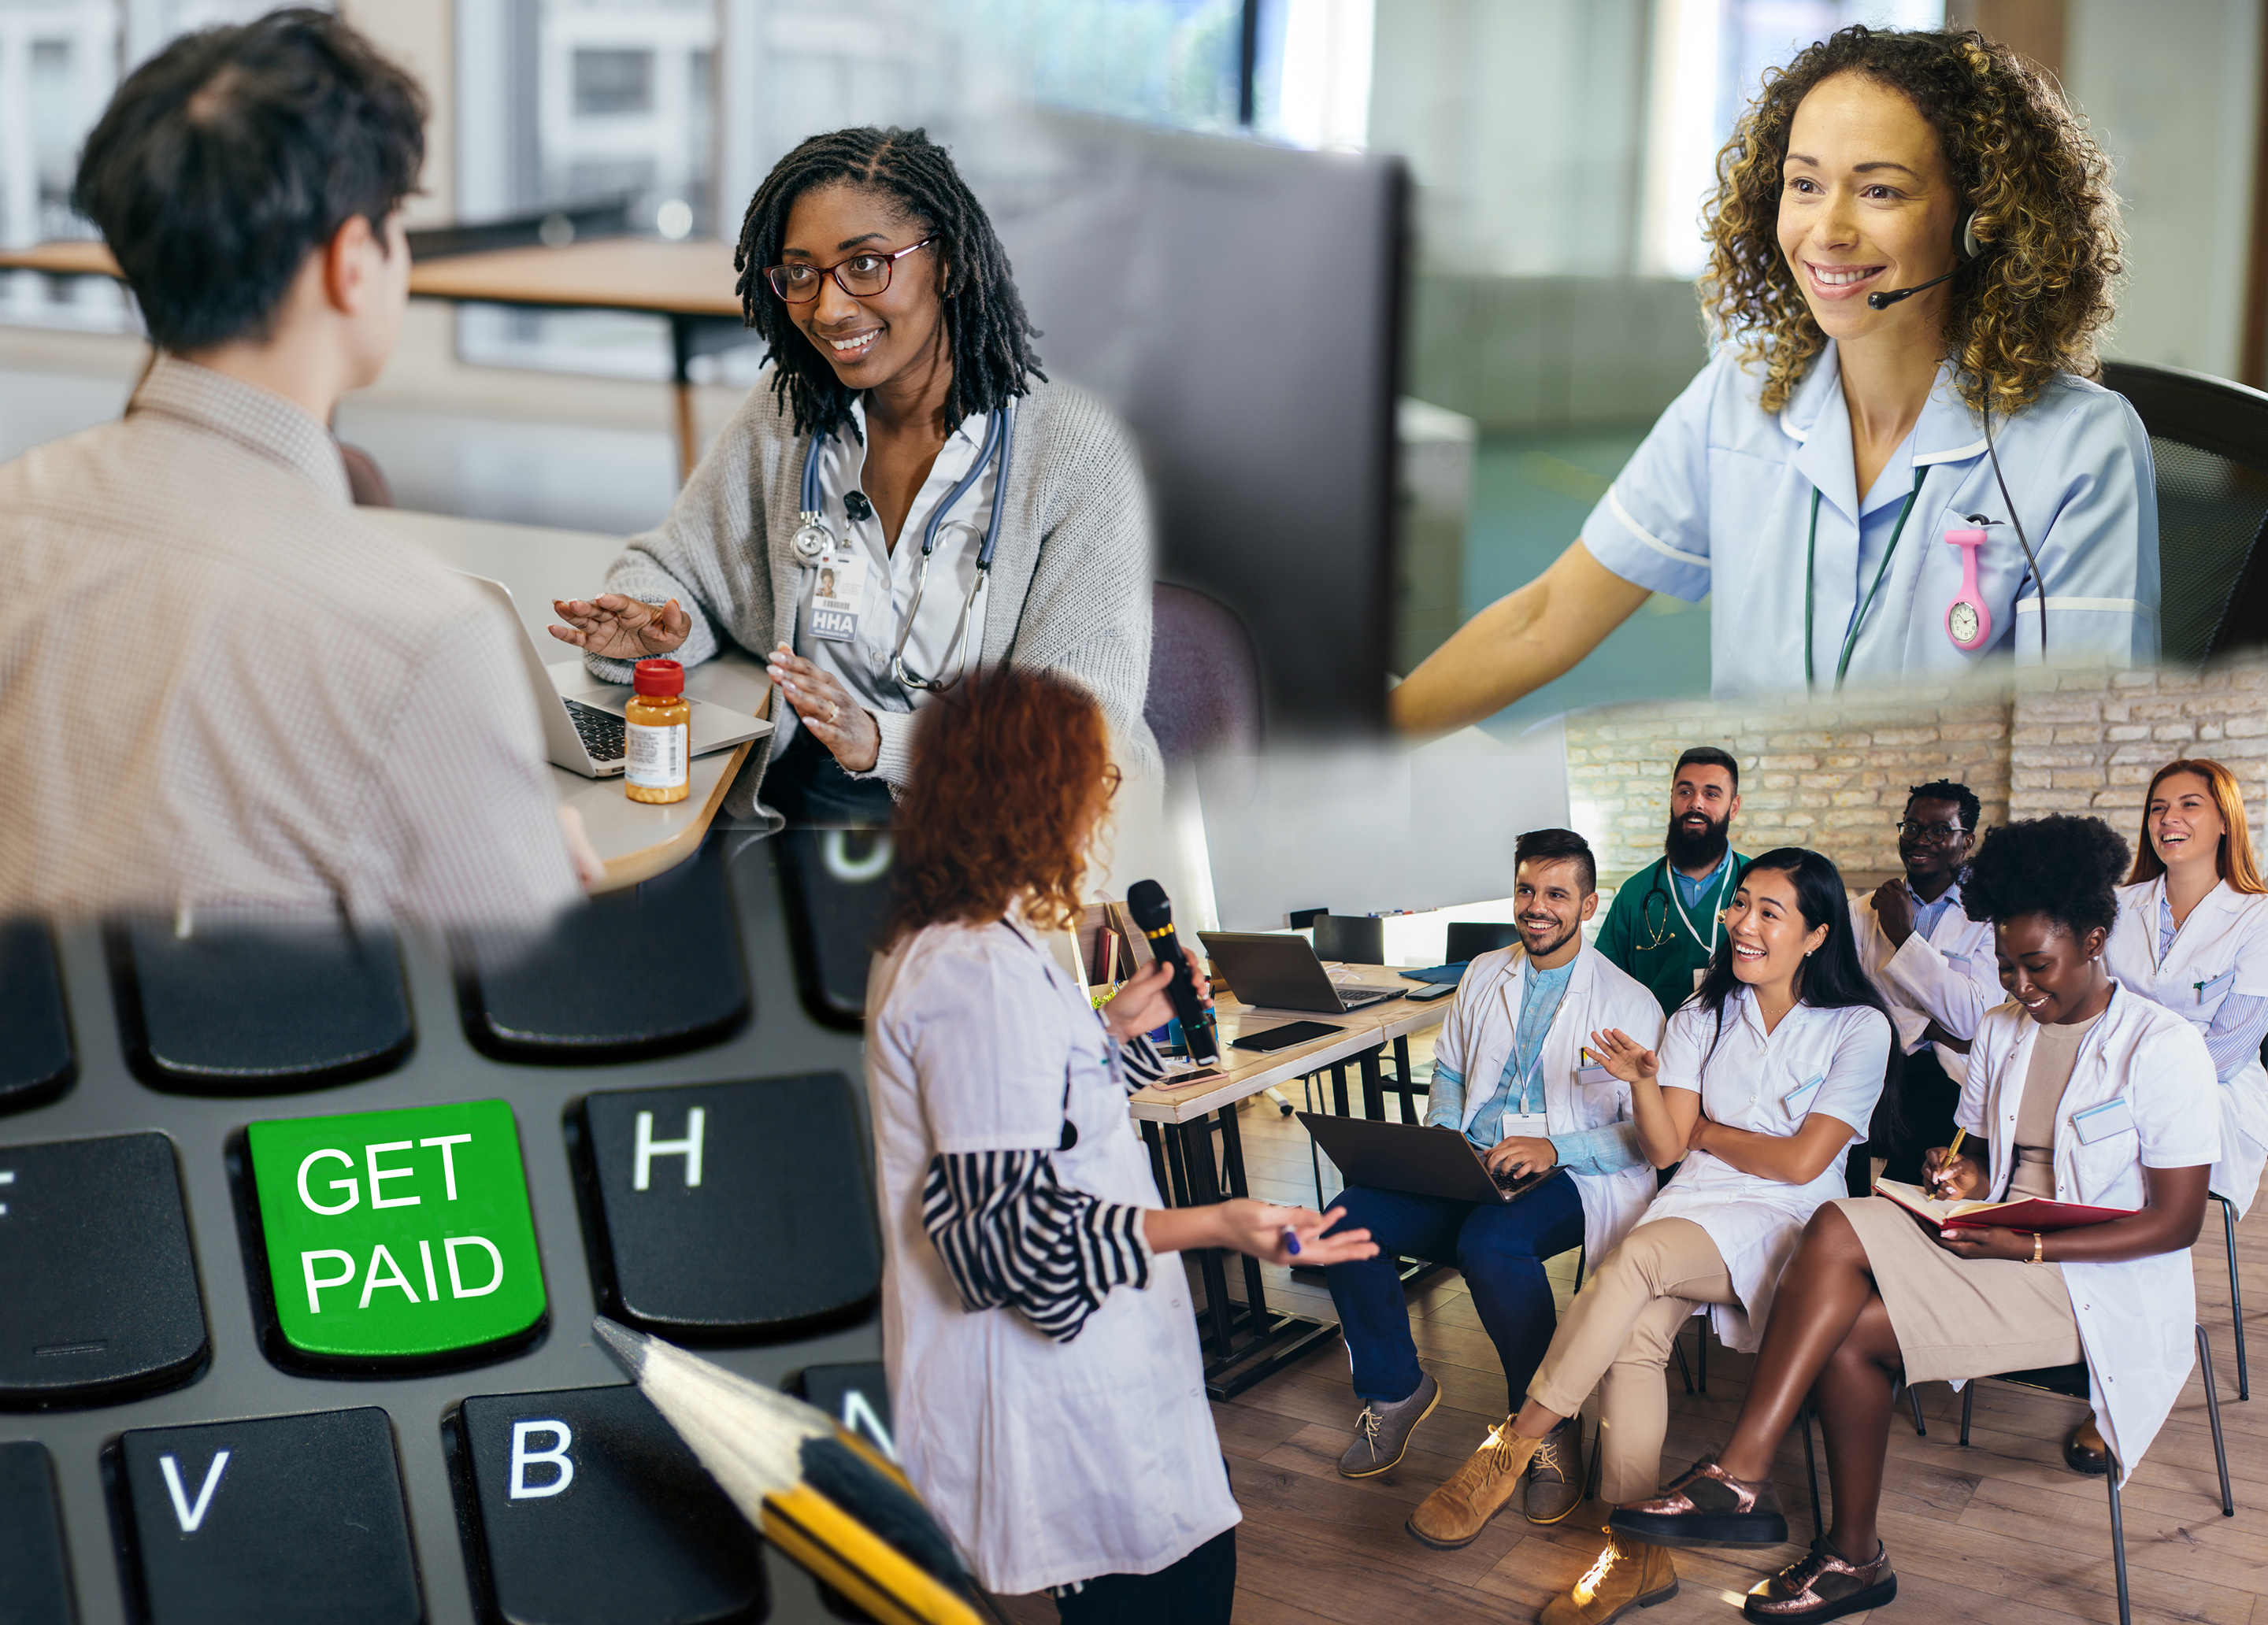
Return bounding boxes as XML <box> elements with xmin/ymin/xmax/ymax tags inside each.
<box><xmin>1829</xmin><ymin>1197</ymin><xmax>2082</xmax><ymax>1383</ymax></box>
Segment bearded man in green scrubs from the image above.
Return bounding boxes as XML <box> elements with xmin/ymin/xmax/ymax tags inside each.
<box><xmin>1595</xmin><ymin>746</ymin><xmax>1749</xmax><ymax>1015</ymax></box>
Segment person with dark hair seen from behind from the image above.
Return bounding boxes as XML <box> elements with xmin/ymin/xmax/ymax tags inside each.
<box><xmin>2065</xmin><ymin>758</ymin><xmax>2268</xmax><ymax>1471</ymax></box>
<box><xmin>864</xmin><ymin>664</ymin><xmax>1376</xmax><ymax>1621</ymax></box>
<box><xmin>1397</xmin><ymin>850</ymin><xmax>1890</xmax><ymax>1625</ymax></box>
<box><xmin>1613</xmin><ymin>816</ymin><xmax>2216</xmax><ymax>1625</ymax></box>
<box><xmin>549</xmin><ymin>127</ymin><xmax>1156</xmax><ymax>831</ymax></box>
<box><xmin>1848</xmin><ymin>780</ymin><xmax>2001</xmax><ymax>1186</ymax></box>
<box><xmin>1321</xmin><ymin>830</ymin><xmax>1664</xmax><ymax>1522</ymax></box>
<box><xmin>1391</xmin><ymin>25</ymin><xmax>2152</xmax><ymax>732</ymax></box>
<box><xmin>0</xmin><ymin>9</ymin><xmax>595</xmax><ymax>929</ymax></box>
<box><xmin>1596</xmin><ymin>747</ymin><xmax>1752</xmax><ymax>1015</ymax></box>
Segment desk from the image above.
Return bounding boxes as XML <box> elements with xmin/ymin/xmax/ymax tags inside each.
<box><xmin>361</xmin><ymin>506</ymin><xmax>768</xmax><ymax>892</ymax></box>
<box><xmin>0</xmin><ymin>238</ymin><xmax>747</xmax><ymax>479</ymax></box>
<box><xmin>1130</xmin><ymin>983</ymin><xmax>1449</xmax><ymax>1398</ymax></box>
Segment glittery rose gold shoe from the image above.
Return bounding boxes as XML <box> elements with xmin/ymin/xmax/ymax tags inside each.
<box><xmin>1742</xmin><ymin>1541</ymin><xmax>1896</xmax><ymax>1622</ymax></box>
<box><xmin>1606</xmin><ymin>1453</ymin><xmax>1788</xmax><ymax>1549</ymax></box>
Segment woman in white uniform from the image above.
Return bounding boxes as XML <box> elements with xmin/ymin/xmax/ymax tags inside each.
<box><xmin>1399</xmin><ymin>848</ymin><xmax>1890</xmax><ymax>1625</ymax></box>
<box><xmin>1392</xmin><ymin>25</ymin><xmax>2151</xmax><ymax>732</ymax></box>
<box><xmin>549</xmin><ymin>126</ymin><xmax>1158</xmax><ymax>827</ymax></box>
<box><xmin>863</xmin><ymin>664</ymin><xmax>1376</xmax><ymax>1619</ymax></box>
<box><xmin>1614</xmin><ymin>816</ymin><xmax>2217</xmax><ymax>1625</ymax></box>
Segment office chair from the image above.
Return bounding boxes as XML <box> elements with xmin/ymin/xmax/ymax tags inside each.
<box><xmin>2099</xmin><ymin>360</ymin><xmax>2268</xmax><ymax>664</ymax></box>
<box><xmin>1444</xmin><ymin>921</ymin><xmax>1521</xmax><ymax>961</ymax></box>
<box><xmin>1145</xmin><ymin>583</ymin><xmax>1262</xmax><ymax>761</ymax></box>
<box><xmin>1796</xmin><ymin>1329</ymin><xmax>2231</xmax><ymax>1625</ymax></box>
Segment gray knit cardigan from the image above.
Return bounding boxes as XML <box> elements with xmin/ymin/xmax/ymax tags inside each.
<box><xmin>587</xmin><ymin>369</ymin><xmax>1160</xmax><ymax>822</ymax></box>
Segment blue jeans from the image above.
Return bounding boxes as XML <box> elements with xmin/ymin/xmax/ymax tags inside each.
<box><xmin>1323</xmin><ymin>1170</ymin><xmax>1587</xmax><ymax>1412</ymax></box>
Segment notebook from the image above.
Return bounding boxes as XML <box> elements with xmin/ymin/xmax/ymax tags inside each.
<box><xmin>1873</xmin><ymin>1178</ymin><xmax>2133</xmax><ymax>1232</ymax></box>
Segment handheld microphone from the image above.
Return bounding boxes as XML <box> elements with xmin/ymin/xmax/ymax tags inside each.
<box><xmin>1866</xmin><ymin>266</ymin><xmax>1959</xmax><ymax>310</ymax></box>
<box><xmin>1125</xmin><ymin>879</ymin><xmax>1220</xmax><ymax>1064</ymax></box>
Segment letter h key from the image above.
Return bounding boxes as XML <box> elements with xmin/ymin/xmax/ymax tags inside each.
<box><xmin>632</xmin><ymin>1109</ymin><xmax>704</xmax><ymax>1190</ymax></box>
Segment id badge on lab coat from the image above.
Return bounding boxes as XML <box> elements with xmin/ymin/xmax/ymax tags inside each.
<box><xmin>810</xmin><ymin>553</ymin><xmax>869</xmax><ymax>643</ymax></box>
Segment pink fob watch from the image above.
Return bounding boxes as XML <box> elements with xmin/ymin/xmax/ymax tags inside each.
<box><xmin>1943</xmin><ymin>527</ymin><xmax>1992</xmax><ymax>651</ymax></box>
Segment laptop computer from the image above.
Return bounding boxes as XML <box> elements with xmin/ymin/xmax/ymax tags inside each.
<box><xmin>1197</xmin><ymin>931</ymin><xmax>1407</xmax><ymax>1013</ymax></box>
<box><xmin>1298</xmin><ymin>1113</ymin><xmax>1551</xmax><ymax>1205</ymax></box>
<box><xmin>461</xmin><ymin>572</ymin><xmax>769</xmax><ymax>778</ymax></box>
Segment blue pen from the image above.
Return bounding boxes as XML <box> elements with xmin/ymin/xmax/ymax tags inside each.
<box><xmin>1280</xmin><ymin>1226</ymin><xmax>1302</xmax><ymax>1257</ymax></box>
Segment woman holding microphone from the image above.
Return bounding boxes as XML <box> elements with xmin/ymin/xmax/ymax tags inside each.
<box><xmin>863</xmin><ymin>664</ymin><xmax>1373</xmax><ymax>1621</ymax></box>
<box><xmin>1392</xmin><ymin>24</ymin><xmax>2150</xmax><ymax>727</ymax></box>
<box><xmin>1389</xmin><ymin>849</ymin><xmax>1889</xmax><ymax>1625</ymax></box>
<box><xmin>1606</xmin><ymin>816</ymin><xmax>2217</xmax><ymax>1624</ymax></box>
<box><xmin>548</xmin><ymin>126</ymin><xmax>1156</xmax><ymax>827</ymax></box>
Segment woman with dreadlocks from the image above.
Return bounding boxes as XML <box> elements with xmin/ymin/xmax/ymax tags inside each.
<box><xmin>1392</xmin><ymin>24</ymin><xmax>2153</xmax><ymax>732</ymax></box>
<box><xmin>548</xmin><ymin>126</ymin><xmax>1157</xmax><ymax>827</ymax></box>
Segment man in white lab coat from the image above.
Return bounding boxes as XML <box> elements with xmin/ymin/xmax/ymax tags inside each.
<box><xmin>1850</xmin><ymin>781</ymin><xmax>2003</xmax><ymax>1184</ymax></box>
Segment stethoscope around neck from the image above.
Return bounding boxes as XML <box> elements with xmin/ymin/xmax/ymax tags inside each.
<box><xmin>788</xmin><ymin>402</ymin><xmax>1014</xmax><ymax>692</ymax></box>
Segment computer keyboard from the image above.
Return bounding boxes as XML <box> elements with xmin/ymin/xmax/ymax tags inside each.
<box><xmin>0</xmin><ymin>833</ymin><xmax>894</xmax><ymax>1625</ymax></box>
<box><xmin>562</xmin><ymin>698</ymin><xmax>628</xmax><ymax>764</ymax></box>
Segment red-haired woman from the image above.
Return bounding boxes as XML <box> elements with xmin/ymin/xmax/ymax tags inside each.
<box><xmin>2079</xmin><ymin>757</ymin><xmax>2268</xmax><ymax>1469</ymax></box>
<box><xmin>864</xmin><ymin>664</ymin><xmax>1375</xmax><ymax>1622</ymax></box>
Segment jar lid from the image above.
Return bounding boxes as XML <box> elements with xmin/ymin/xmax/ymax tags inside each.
<box><xmin>632</xmin><ymin>658</ymin><xmax>684</xmax><ymax>696</ymax></box>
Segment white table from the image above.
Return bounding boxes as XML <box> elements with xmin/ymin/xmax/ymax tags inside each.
<box><xmin>1131</xmin><ymin>975</ymin><xmax>1450</xmax><ymax>1397</ymax></box>
<box><xmin>363</xmin><ymin>507</ymin><xmax>770</xmax><ymax>891</ymax></box>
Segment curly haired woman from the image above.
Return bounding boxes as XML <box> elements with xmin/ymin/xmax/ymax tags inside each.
<box><xmin>864</xmin><ymin>665</ymin><xmax>1377</xmax><ymax>1620</ymax></box>
<box><xmin>1393</xmin><ymin>25</ymin><xmax>2153</xmax><ymax>728</ymax></box>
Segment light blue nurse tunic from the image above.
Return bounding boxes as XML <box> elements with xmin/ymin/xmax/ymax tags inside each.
<box><xmin>1581</xmin><ymin>340</ymin><xmax>2159</xmax><ymax>698</ymax></box>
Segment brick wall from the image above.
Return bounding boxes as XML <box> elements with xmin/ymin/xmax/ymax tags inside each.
<box><xmin>2006</xmin><ymin>658</ymin><xmax>2268</xmax><ymax>846</ymax></box>
<box><xmin>1564</xmin><ymin>685</ymin><xmax>2015</xmax><ymax>887</ymax></box>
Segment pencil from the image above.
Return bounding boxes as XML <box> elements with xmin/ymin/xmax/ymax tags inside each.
<box><xmin>593</xmin><ymin>1316</ymin><xmax>985</xmax><ymax>1625</ymax></box>
<box><xmin>1932</xmin><ymin>1128</ymin><xmax>1967</xmax><ymax>1197</ymax></box>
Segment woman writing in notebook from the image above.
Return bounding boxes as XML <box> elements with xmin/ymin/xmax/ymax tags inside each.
<box><xmin>1610</xmin><ymin>815</ymin><xmax>2217</xmax><ymax>1624</ymax></box>
<box><xmin>862</xmin><ymin>665</ymin><xmax>1375</xmax><ymax>1622</ymax></box>
<box><xmin>1395</xmin><ymin>849</ymin><xmax>1890</xmax><ymax>1625</ymax></box>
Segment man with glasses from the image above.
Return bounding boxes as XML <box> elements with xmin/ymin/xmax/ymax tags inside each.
<box><xmin>1597</xmin><ymin>746</ymin><xmax>1751</xmax><ymax>1015</ymax></box>
<box><xmin>1850</xmin><ymin>779</ymin><xmax>2001</xmax><ymax>1183</ymax></box>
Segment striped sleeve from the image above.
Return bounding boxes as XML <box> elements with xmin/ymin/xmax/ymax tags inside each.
<box><xmin>921</xmin><ymin>1149</ymin><xmax>1153</xmax><ymax>1342</ymax></box>
<box><xmin>1114</xmin><ymin>1032</ymin><xmax>1169</xmax><ymax>1092</ymax></box>
<box><xmin>2203</xmin><ymin>993</ymin><xmax>2268</xmax><ymax>1083</ymax></box>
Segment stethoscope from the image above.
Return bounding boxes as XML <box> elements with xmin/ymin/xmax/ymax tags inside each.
<box><xmin>1636</xmin><ymin>856</ymin><xmax>1736</xmax><ymax>956</ymax></box>
<box><xmin>788</xmin><ymin>403</ymin><xmax>1014</xmax><ymax>692</ymax></box>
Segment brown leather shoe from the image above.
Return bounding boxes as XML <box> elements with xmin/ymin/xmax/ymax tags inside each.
<box><xmin>1406</xmin><ymin>1420</ymin><xmax>1542</xmax><ymax>1549</ymax></box>
<box><xmin>1541</xmin><ymin>1531</ymin><xmax>1679</xmax><ymax>1625</ymax></box>
<box><xmin>1607</xmin><ymin>1453</ymin><xmax>1788</xmax><ymax>1549</ymax></box>
<box><xmin>1526</xmin><ymin>1415</ymin><xmax>1587</xmax><ymax>1524</ymax></box>
<box><xmin>2063</xmin><ymin>1415</ymin><xmax>2110</xmax><ymax>1476</ymax></box>
<box><xmin>1743</xmin><ymin>1540</ymin><xmax>1896</xmax><ymax>1621</ymax></box>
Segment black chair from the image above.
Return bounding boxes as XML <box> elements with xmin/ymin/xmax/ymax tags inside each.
<box><xmin>2207</xmin><ymin>1190</ymin><xmax>2249</xmax><ymax>1400</ymax></box>
<box><xmin>1310</xmin><ymin>914</ymin><xmax>1384</xmax><ymax>964</ymax></box>
<box><xmin>1799</xmin><ymin>1328</ymin><xmax>2233</xmax><ymax>1625</ymax></box>
<box><xmin>2099</xmin><ymin>360</ymin><xmax>2268</xmax><ymax>664</ymax></box>
<box><xmin>1444</xmin><ymin>921</ymin><xmax>1521</xmax><ymax>962</ymax></box>
<box><xmin>1146</xmin><ymin>583</ymin><xmax>1262</xmax><ymax>761</ymax></box>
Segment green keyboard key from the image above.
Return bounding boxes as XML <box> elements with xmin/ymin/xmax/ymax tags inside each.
<box><xmin>243</xmin><ymin>1098</ymin><xmax>547</xmax><ymax>1370</ymax></box>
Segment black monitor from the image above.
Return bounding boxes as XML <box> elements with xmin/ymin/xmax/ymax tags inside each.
<box><xmin>996</xmin><ymin>116</ymin><xmax>1409</xmax><ymax>735</ymax></box>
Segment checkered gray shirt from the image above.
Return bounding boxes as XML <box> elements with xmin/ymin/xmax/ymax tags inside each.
<box><xmin>0</xmin><ymin>357</ymin><xmax>581</xmax><ymax>932</ymax></box>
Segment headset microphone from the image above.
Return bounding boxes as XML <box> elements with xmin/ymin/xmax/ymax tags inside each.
<box><xmin>1866</xmin><ymin>266</ymin><xmax>1959</xmax><ymax>310</ymax></box>
<box><xmin>1125</xmin><ymin>879</ymin><xmax>1221</xmax><ymax>1064</ymax></box>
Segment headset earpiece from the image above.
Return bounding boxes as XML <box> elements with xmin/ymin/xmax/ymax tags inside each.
<box><xmin>1958</xmin><ymin>210</ymin><xmax>1984</xmax><ymax>261</ymax></box>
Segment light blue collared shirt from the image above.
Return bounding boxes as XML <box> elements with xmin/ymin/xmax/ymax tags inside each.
<box><xmin>1582</xmin><ymin>342</ymin><xmax>2159</xmax><ymax>698</ymax></box>
<box><xmin>1910</xmin><ymin>879</ymin><xmax>1964</xmax><ymax>940</ymax></box>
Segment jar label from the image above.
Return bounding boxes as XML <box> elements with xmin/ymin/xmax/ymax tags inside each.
<box><xmin>625</xmin><ymin>721</ymin><xmax>688</xmax><ymax>789</ymax></box>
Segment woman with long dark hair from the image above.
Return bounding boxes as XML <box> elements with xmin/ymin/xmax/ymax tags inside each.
<box><xmin>548</xmin><ymin>126</ymin><xmax>1156</xmax><ymax>827</ymax></box>
<box><xmin>1392</xmin><ymin>848</ymin><xmax>1891</xmax><ymax>1623</ymax></box>
<box><xmin>863</xmin><ymin>665</ymin><xmax>1373</xmax><ymax>1620</ymax></box>
<box><xmin>1610</xmin><ymin>815</ymin><xmax>2217</xmax><ymax>1623</ymax></box>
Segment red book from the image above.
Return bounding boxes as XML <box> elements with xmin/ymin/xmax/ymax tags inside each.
<box><xmin>1873</xmin><ymin>1178</ymin><xmax>2132</xmax><ymax>1232</ymax></box>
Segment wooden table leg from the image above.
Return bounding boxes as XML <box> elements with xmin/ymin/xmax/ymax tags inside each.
<box><xmin>669</xmin><ymin>314</ymin><xmax>698</xmax><ymax>481</ymax></box>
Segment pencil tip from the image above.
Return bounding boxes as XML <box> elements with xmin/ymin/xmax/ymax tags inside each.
<box><xmin>591</xmin><ymin>1315</ymin><xmax>647</xmax><ymax>1379</ymax></box>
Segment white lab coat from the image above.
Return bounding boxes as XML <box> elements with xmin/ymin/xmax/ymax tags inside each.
<box><xmin>1851</xmin><ymin>887</ymin><xmax>2002</xmax><ymax>1084</ymax></box>
<box><xmin>2104</xmin><ymin>877</ymin><xmax>2268</xmax><ymax>1218</ymax></box>
<box><xmin>1583</xmin><ymin>342</ymin><xmax>2157</xmax><ymax>698</ymax></box>
<box><xmin>1642</xmin><ymin>992</ymin><xmax>1891</xmax><ymax>1350</ymax></box>
<box><xmin>865</xmin><ymin>914</ymin><xmax>1240</xmax><ymax>1595</ymax></box>
<box><xmin>1957</xmin><ymin>983</ymin><xmax>2220</xmax><ymax>1480</ymax></box>
<box><xmin>1426</xmin><ymin>943</ymin><xmax>1666</xmax><ymax>1268</ymax></box>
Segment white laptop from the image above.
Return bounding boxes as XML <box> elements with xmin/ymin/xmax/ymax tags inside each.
<box><xmin>461</xmin><ymin>572</ymin><xmax>770</xmax><ymax>778</ymax></box>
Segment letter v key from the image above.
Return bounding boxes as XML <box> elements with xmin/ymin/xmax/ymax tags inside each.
<box><xmin>158</xmin><ymin>1450</ymin><xmax>231</xmax><ymax>1533</ymax></box>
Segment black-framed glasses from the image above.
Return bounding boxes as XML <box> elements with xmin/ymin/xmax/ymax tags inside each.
<box><xmin>763</xmin><ymin>238</ymin><xmax>932</xmax><ymax>303</ymax></box>
<box><xmin>1895</xmin><ymin>820</ymin><xmax>1967</xmax><ymax>842</ymax></box>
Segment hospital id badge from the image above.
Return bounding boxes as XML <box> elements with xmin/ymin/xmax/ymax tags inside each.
<box><xmin>810</xmin><ymin>552</ymin><xmax>868</xmax><ymax>643</ymax></box>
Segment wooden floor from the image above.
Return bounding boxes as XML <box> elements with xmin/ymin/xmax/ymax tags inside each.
<box><xmin>992</xmin><ymin>1059</ymin><xmax>2268</xmax><ymax>1625</ymax></box>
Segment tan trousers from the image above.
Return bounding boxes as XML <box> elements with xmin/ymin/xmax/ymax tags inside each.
<box><xmin>1527</xmin><ymin>1217</ymin><xmax>1737</xmax><ymax>1505</ymax></box>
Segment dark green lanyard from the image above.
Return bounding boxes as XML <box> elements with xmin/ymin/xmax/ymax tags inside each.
<box><xmin>1803</xmin><ymin>467</ymin><xmax>1927</xmax><ymax>693</ymax></box>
